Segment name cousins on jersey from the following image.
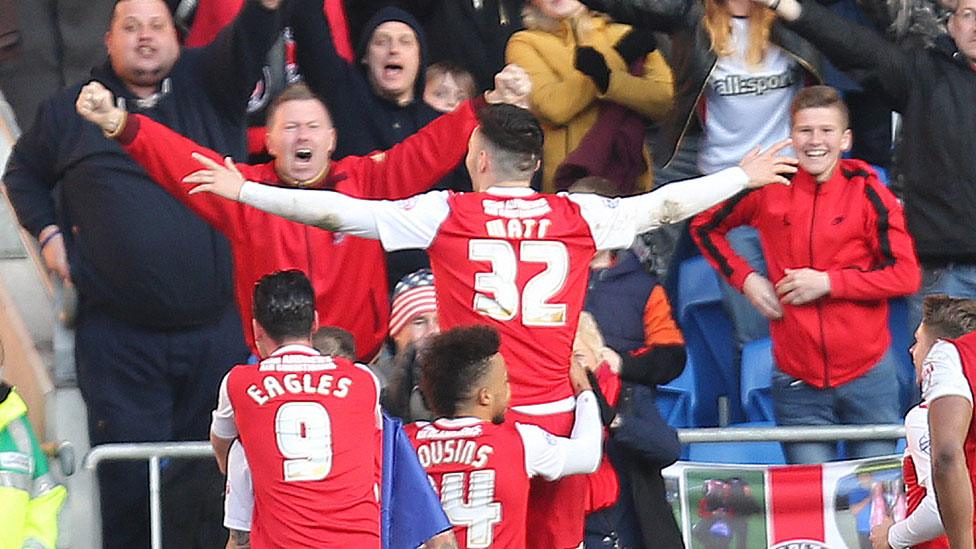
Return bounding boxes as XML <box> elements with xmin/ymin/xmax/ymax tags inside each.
<box><xmin>482</xmin><ymin>198</ymin><xmax>553</xmax><ymax>240</ymax></box>
<box><xmin>414</xmin><ymin>424</ymin><xmax>494</xmax><ymax>469</ymax></box>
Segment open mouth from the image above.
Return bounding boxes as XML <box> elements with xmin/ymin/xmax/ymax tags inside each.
<box><xmin>137</xmin><ymin>45</ymin><xmax>157</xmax><ymax>57</ymax></box>
<box><xmin>804</xmin><ymin>150</ymin><xmax>828</xmax><ymax>158</ymax></box>
<box><xmin>295</xmin><ymin>148</ymin><xmax>313</xmax><ymax>163</ymax></box>
<box><xmin>383</xmin><ymin>63</ymin><xmax>404</xmax><ymax>79</ymax></box>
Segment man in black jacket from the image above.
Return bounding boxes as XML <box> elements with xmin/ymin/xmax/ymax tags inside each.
<box><xmin>2</xmin><ymin>0</ymin><xmax>284</xmax><ymax>546</ymax></box>
<box><xmin>752</xmin><ymin>0</ymin><xmax>976</xmax><ymax>332</ymax></box>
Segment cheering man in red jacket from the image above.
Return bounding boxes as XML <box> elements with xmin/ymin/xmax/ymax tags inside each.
<box><xmin>74</xmin><ymin>68</ymin><xmax>529</xmax><ymax>361</ymax></box>
<box><xmin>692</xmin><ymin>85</ymin><xmax>921</xmax><ymax>464</ymax></box>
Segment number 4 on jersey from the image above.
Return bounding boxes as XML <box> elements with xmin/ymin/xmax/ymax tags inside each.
<box><xmin>438</xmin><ymin>470</ymin><xmax>503</xmax><ymax>548</ymax></box>
<box><xmin>469</xmin><ymin>239</ymin><xmax>569</xmax><ymax>326</ymax></box>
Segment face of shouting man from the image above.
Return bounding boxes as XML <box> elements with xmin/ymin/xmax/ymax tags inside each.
<box><xmin>364</xmin><ymin>21</ymin><xmax>421</xmax><ymax>106</ymax></box>
<box><xmin>266</xmin><ymin>99</ymin><xmax>337</xmax><ymax>185</ymax></box>
<box><xmin>106</xmin><ymin>0</ymin><xmax>180</xmax><ymax>97</ymax></box>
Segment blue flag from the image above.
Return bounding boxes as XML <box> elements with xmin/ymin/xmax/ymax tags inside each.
<box><xmin>382</xmin><ymin>412</ymin><xmax>451</xmax><ymax>548</ymax></box>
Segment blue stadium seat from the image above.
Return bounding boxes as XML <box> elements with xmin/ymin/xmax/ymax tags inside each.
<box><xmin>686</xmin><ymin>422</ymin><xmax>786</xmax><ymax>465</ymax></box>
<box><xmin>870</xmin><ymin>164</ymin><xmax>889</xmax><ymax>186</ymax></box>
<box><xmin>655</xmin><ymin>358</ymin><xmax>696</xmax><ymax>428</ymax></box>
<box><xmin>677</xmin><ymin>256</ymin><xmax>741</xmax><ymax>425</ymax></box>
<box><xmin>740</xmin><ymin>338</ymin><xmax>775</xmax><ymax>422</ymax></box>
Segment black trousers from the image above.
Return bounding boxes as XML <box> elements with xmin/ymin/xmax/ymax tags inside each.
<box><xmin>76</xmin><ymin>305</ymin><xmax>249</xmax><ymax>549</ymax></box>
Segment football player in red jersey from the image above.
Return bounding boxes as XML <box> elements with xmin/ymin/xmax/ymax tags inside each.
<box><xmin>210</xmin><ymin>270</ymin><xmax>382</xmax><ymax>548</ymax></box>
<box><xmin>404</xmin><ymin>324</ymin><xmax>601</xmax><ymax>549</ymax></box>
<box><xmin>189</xmin><ymin>104</ymin><xmax>796</xmax><ymax>547</ymax></box>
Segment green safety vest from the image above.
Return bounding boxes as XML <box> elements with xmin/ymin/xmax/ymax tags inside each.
<box><xmin>0</xmin><ymin>388</ymin><xmax>66</xmax><ymax>549</ymax></box>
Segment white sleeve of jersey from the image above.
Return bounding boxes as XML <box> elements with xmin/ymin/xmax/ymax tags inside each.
<box><xmin>516</xmin><ymin>391</ymin><xmax>602</xmax><ymax>481</ymax></box>
<box><xmin>223</xmin><ymin>440</ymin><xmax>253</xmax><ymax>532</ymax></box>
<box><xmin>210</xmin><ymin>373</ymin><xmax>238</xmax><ymax>439</ymax></box>
<box><xmin>235</xmin><ymin>182</ymin><xmax>378</xmax><ymax>238</ymax></box>
<box><xmin>921</xmin><ymin>340</ymin><xmax>974</xmax><ymax>405</ymax></box>
<box><xmin>569</xmin><ymin>167</ymin><xmax>749</xmax><ymax>251</ymax></box>
<box><xmin>888</xmin><ymin>406</ymin><xmax>945</xmax><ymax>548</ymax></box>
<box><xmin>373</xmin><ymin>191</ymin><xmax>452</xmax><ymax>251</ymax></box>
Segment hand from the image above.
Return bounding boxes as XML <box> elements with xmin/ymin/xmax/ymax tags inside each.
<box><xmin>38</xmin><ymin>225</ymin><xmax>71</xmax><ymax>284</ymax></box>
<box><xmin>486</xmin><ymin>64</ymin><xmax>532</xmax><ymax>108</ymax></box>
<box><xmin>258</xmin><ymin>0</ymin><xmax>282</xmax><ymax>9</ymax></box>
<box><xmin>776</xmin><ymin>268</ymin><xmax>831</xmax><ymax>305</ymax></box>
<box><xmin>599</xmin><ymin>347</ymin><xmax>622</xmax><ymax>374</ymax></box>
<box><xmin>75</xmin><ymin>81</ymin><xmax>125</xmax><ymax>134</ymax></box>
<box><xmin>574</xmin><ymin>46</ymin><xmax>611</xmax><ymax>93</ymax></box>
<box><xmin>184</xmin><ymin>153</ymin><xmax>247</xmax><ymax>201</ymax></box>
<box><xmin>869</xmin><ymin>517</ymin><xmax>894</xmax><ymax>549</ymax></box>
<box><xmin>615</xmin><ymin>28</ymin><xmax>658</xmax><ymax>65</ymax></box>
<box><xmin>569</xmin><ymin>360</ymin><xmax>593</xmax><ymax>395</ymax></box>
<box><xmin>738</xmin><ymin>139</ymin><xmax>798</xmax><ymax>188</ymax></box>
<box><xmin>743</xmin><ymin>272</ymin><xmax>783</xmax><ymax>320</ymax></box>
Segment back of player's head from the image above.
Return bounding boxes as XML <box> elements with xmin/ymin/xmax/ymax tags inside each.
<box><xmin>476</xmin><ymin>104</ymin><xmax>543</xmax><ymax>182</ymax></box>
<box><xmin>922</xmin><ymin>294</ymin><xmax>976</xmax><ymax>340</ymax></box>
<box><xmin>312</xmin><ymin>326</ymin><xmax>357</xmax><ymax>360</ymax></box>
<box><xmin>253</xmin><ymin>270</ymin><xmax>316</xmax><ymax>343</ymax></box>
<box><xmin>420</xmin><ymin>325</ymin><xmax>501</xmax><ymax>417</ymax></box>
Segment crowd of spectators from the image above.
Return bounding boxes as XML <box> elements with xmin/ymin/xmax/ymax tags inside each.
<box><xmin>3</xmin><ymin>0</ymin><xmax>976</xmax><ymax>546</ymax></box>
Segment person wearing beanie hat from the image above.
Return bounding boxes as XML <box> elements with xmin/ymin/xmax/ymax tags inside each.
<box><xmin>389</xmin><ymin>269</ymin><xmax>440</xmax><ymax>353</ymax></box>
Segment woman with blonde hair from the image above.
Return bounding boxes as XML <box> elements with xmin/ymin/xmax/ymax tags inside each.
<box><xmin>506</xmin><ymin>0</ymin><xmax>675</xmax><ymax>193</ymax></box>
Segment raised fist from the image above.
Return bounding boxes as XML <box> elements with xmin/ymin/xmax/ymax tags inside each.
<box><xmin>75</xmin><ymin>81</ymin><xmax>125</xmax><ymax>134</ymax></box>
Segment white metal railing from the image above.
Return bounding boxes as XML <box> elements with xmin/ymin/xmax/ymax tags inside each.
<box><xmin>79</xmin><ymin>424</ymin><xmax>907</xmax><ymax>549</ymax></box>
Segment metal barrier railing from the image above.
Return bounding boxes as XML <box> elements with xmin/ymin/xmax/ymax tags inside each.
<box><xmin>80</xmin><ymin>424</ymin><xmax>908</xmax><ymax>549</ymax></box>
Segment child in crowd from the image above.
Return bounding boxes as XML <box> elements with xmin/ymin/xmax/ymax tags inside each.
<box><xmin>423</xmin><ymin>62</ymin><xmax>477</xmax><ymax>113</ymax></box>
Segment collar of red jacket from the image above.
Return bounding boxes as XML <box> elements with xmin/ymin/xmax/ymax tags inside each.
<box><xmin>790</xmin><ymin>158</ymin><xmax>877</xmax><ymax>195</ymax></box>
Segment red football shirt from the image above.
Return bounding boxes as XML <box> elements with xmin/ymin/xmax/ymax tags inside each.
<box><xmin>219</xmin><ymin>345</ymin><xmax>382</xmax><ymax>548</ymax></box>
<box><xmin>405</xmin><ymin>419</ymin><xmax>529</xmax><ymax>549</ymax></box>
<box><xmin>375</xmin><ymin>188</ymin><xmax>646</xmax><ymax>406</ymax></box>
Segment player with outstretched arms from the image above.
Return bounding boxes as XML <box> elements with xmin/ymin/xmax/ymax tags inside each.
<box><xmin>188</xmin><ymin>104</ymin><xmax>796</xmax><ymax>547</ymax></box>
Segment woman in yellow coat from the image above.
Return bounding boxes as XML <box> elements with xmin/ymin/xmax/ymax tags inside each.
<box><xmin>506</xmin><ymin>0</ymin><xmax>674</xmax><ymax>193</ymax></box>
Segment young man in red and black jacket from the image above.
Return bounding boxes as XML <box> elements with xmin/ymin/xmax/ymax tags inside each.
<box><xmin>691</xmin><ymin>85</ymin><xmax>921</xmax><ymax>464</ymax></box>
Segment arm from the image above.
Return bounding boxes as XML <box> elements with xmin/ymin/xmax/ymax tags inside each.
<box><xmin>887</xmin><ymin>492</ymin><xmax>945</xmax><ymax>548</ymax></box>
<box><xmin>929</xmin><ymin>395</ymin><xmax>974</xmax><ymax>549</ymax></box>
<box><xmin>518</xmin><ymin>388</ymin><xmax>603</xmax><ymax>480</ymax></box>
<box><xmin>3</xmin><ymin>99</ymin><xmax>71</xmax><ymax>282</ymax></box>
<box><xmin>620</xmin><ymin>284</ymin><xmax>686</xmax><ymax>386</ymax></box>
<box><xmin>211</xmin><ymin>375</ymin><xmax>238</xmax><ymax>475</ymax></box>
<box><xmin>199</xmin><ymin>0</ymin><xmax>286</xmax><ymax>115</ymax></box>
<box><xmin>601</xmin><ymin>48</ymin><xmax>674</xmax><ymax>122</ymax></box>
<box><xmin>759</xmin><ymin>0</ymin><xmax>913</xmax><ymax>111</ymax></box>
<box><xmin>922</xmin><ymin>341</ymin><xmax>976</xmax><ymax>549</ymax></box>
<box><xmin>610</xmin><ymin>386</ymin><xmax>682</xmax><ymax>466</ymax></box>
<box><xmin>826</xmin><ymin>181</ymin><xmax>922</xmax><ymax>300</ymax></box>
<box><xmin>506</xmin><ymin>35</ymin><xmax>600</xmax><ymax>126</ymax></box>
<box><xmin>346</xmin><ymin>97</ymin><xmax>483</xmax><ymax>199</ymax></box>
<box><xmin>76</xmin><ymin>82</ymin><xmax>248</xmax><ymax>233</ymax></box>
<box><xmin>578</xmin><ymin>0</ymin><xmax>693</xmax><ymax>32</ymax></box>
<box><xmin>19</xmin><ymin>406</ymin><xmax>68</xmax><ymax>549</ymax></box>
<box><xmin>289</xmin><ymin>0</ymin><xmax>361</xmax><ymax>110</ymax></box>
<box><xmin>576</xmin><ymin>139</ymin><xmax>796</xmax><ymax>251</ymax></box>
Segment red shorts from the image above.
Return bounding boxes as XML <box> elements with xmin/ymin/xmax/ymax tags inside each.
<box><xmin>508</xmin><ymin>408</ymin><xmax>588</xmax><ymax>549</ymax></box>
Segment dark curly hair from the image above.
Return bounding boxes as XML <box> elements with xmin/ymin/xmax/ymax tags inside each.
<box><xmin>420</xmin><ymin>325</ymin><xmax>501</xmax><ymax>418</ymax></box>
<box><xmin>253</xmin><ymin>270</ymin><xmax>316</xmax><ymax>343</ymax></box>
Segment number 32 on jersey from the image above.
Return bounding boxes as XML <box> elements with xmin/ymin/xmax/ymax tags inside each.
<box><xmin>469</xmin><ymin>239</ymin><xmax>569</xmax><ymax>326</ymax></box>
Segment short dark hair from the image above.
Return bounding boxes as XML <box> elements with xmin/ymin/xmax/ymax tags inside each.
<box><xmin>790</xmin><ymin>85</ymin><xmax>850</xmax><ymax>128</ymax></box>
<box><xmin>312</xmin><ymin>326</ymin><xmax>357</xmax><ymax>360</ymax></box>
<box><xmin>922</xmin><ymin>294</ymin><xmax>976</xmax><ymax>340</ymax></box>
<box><xmin>420</xmin><ymin>325</ymin><xmax>501</xmax><ymax>418</ymax></box>
<box><xmin>266</xmin><ymin>82</ymin><xmax>332</xmax><ymax>127</ymax></box>
<box><xmin>253</xmin><ymin>270</ymin><xmax>316</xmax><ymax>342</ymax></box>
<box><xmin>477</xmin><ymin>104</ymin><xmax>543</xmax><ymax>181</ymax></box>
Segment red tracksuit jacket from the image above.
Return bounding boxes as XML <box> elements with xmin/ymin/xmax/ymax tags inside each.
<box><xmin>691</xmin><ymin>159</ymin><xmax>921</xmax><ymax>388</ymax></box>
<box><xmin>118</xmin><ymin>98</ymin><xmax>481</xmax><ymax>359</ymax></box>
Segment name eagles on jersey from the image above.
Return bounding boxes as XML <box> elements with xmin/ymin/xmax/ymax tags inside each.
<box><xmin>245</xmin><ymin>355</ymin><xmax>354</xmax><ymax>405</ymax></box>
